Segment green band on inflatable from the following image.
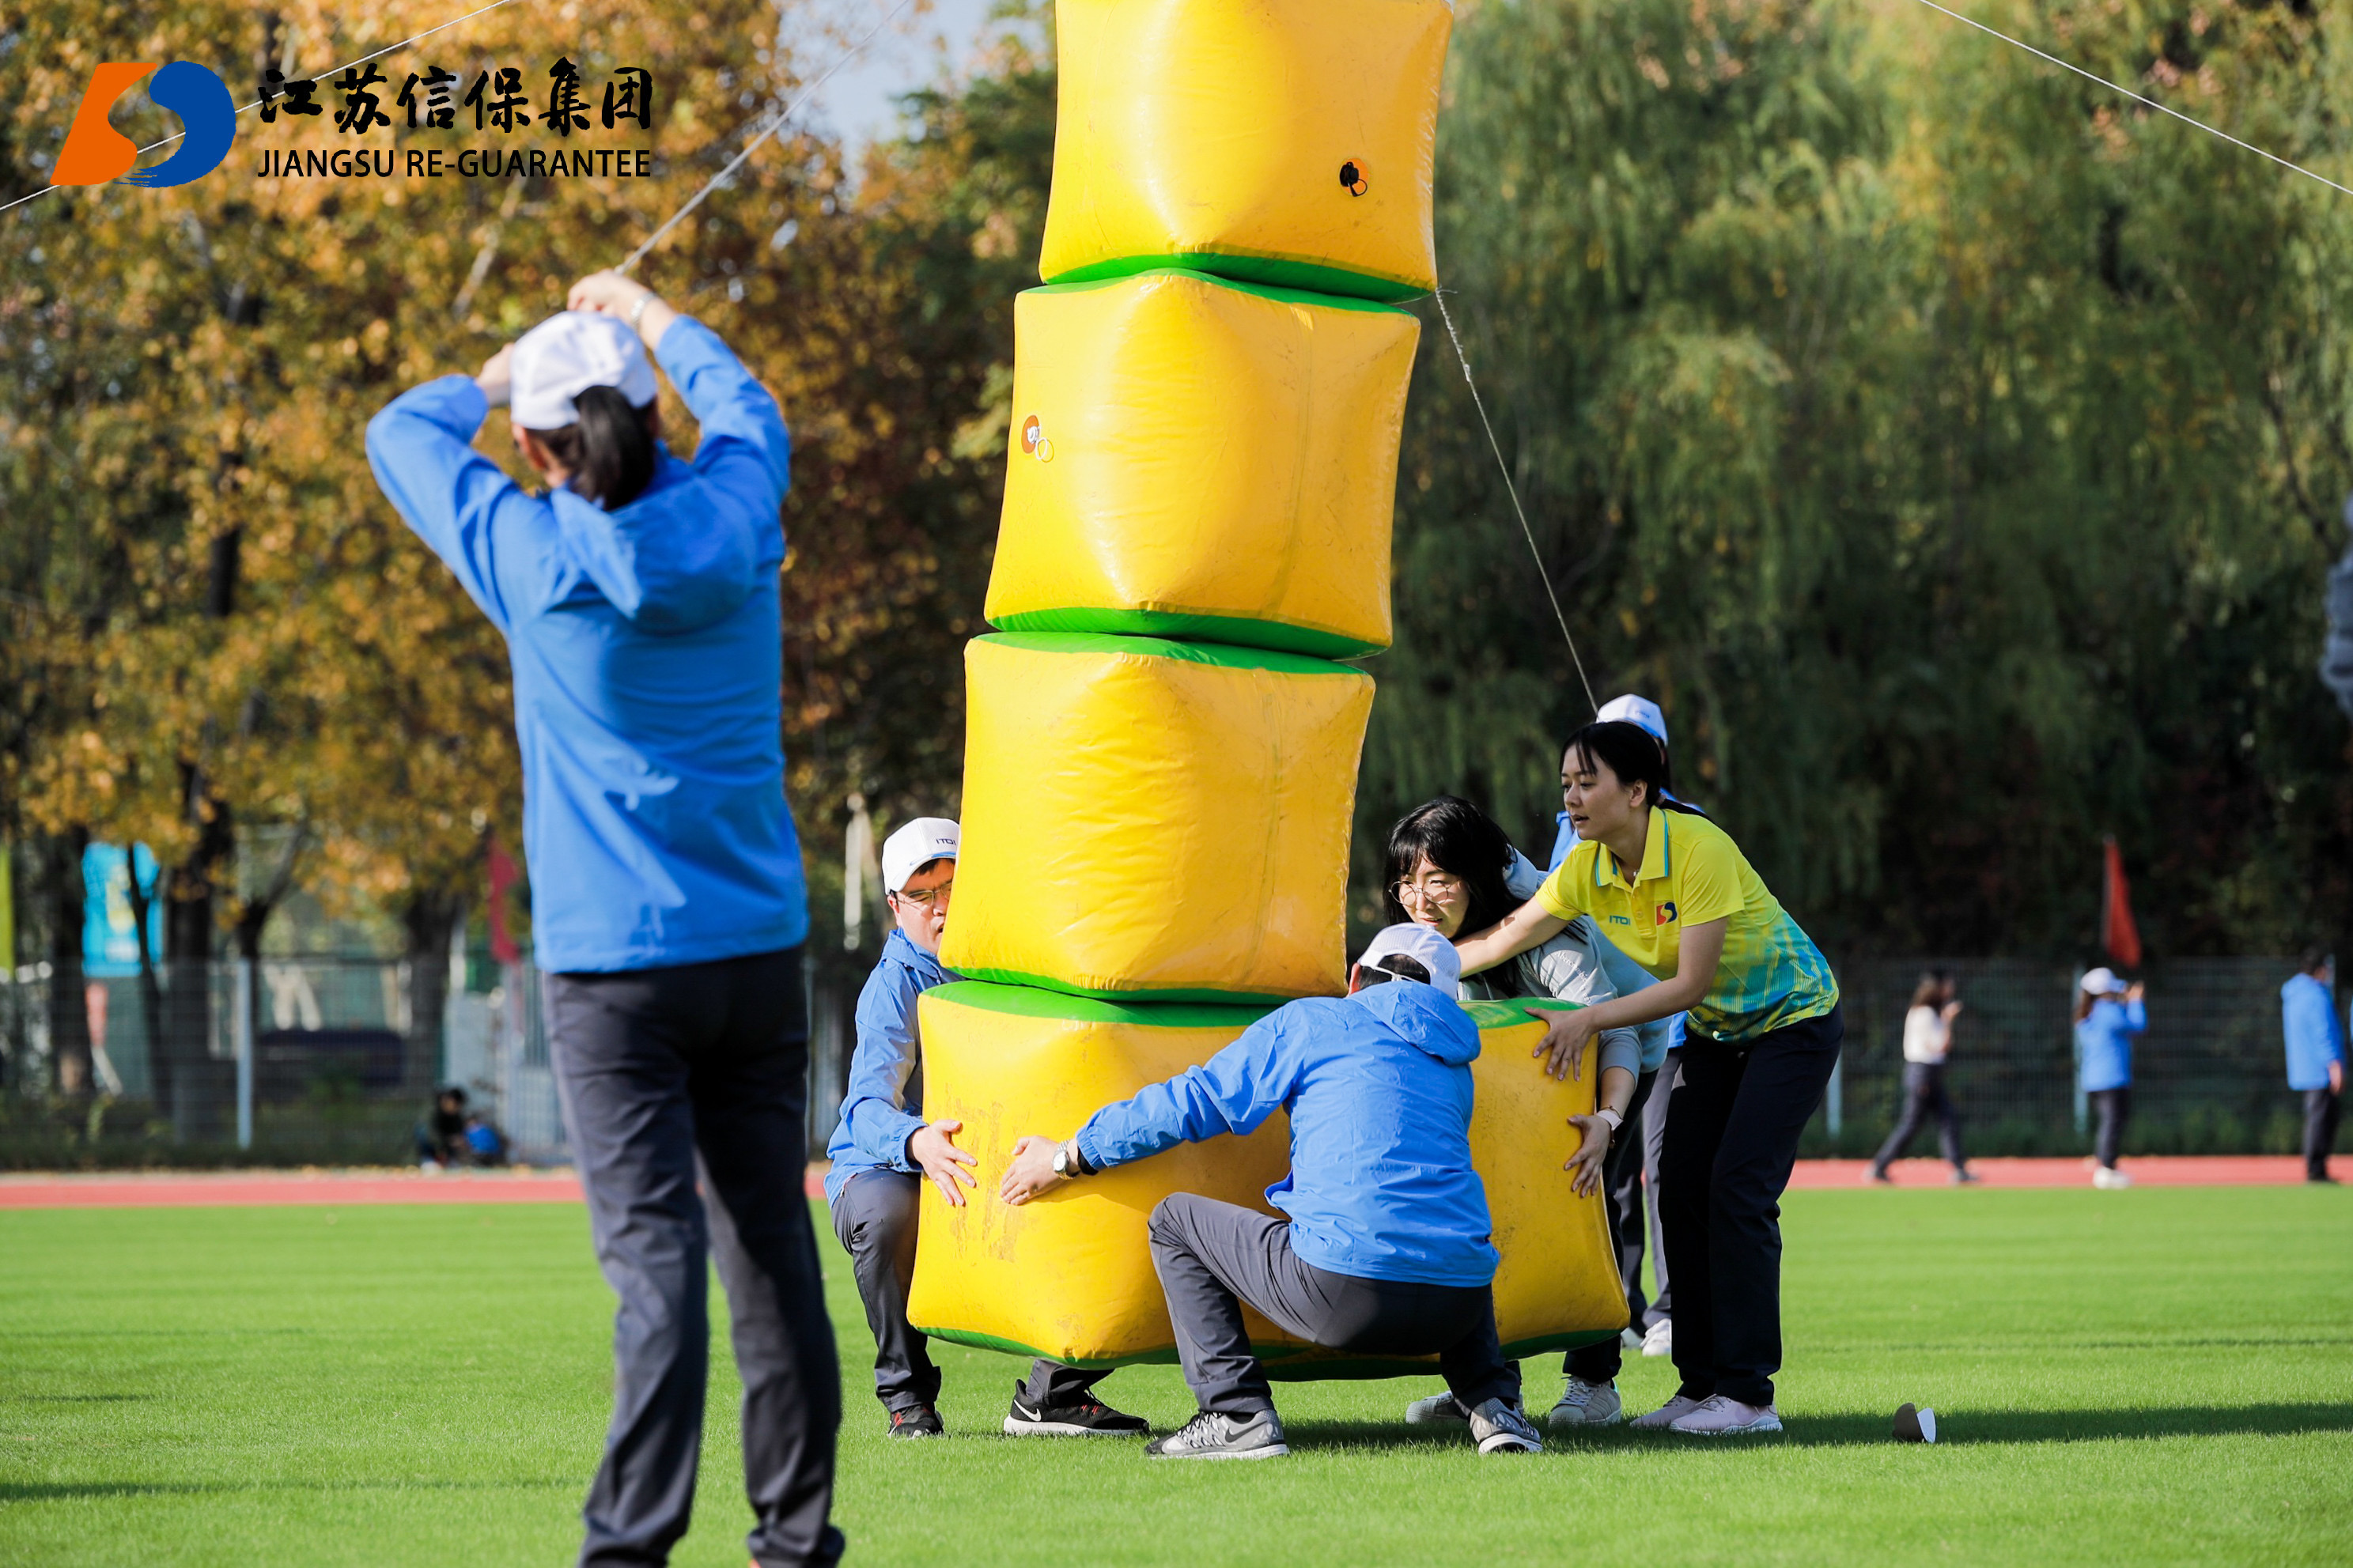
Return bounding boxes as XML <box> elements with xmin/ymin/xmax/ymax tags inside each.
<box><xmin>1027</xmin><ymin>264</ymin><xmax>1421</xmax><ymax>315</ymax></box>
<box><xmin>1041</xmin><ymin>253</ymin><xmax>1428</xmax><ymax>306</ymax></box>
<box><xmin>1462</xmin><ymin>996</ymin><xmax>1585</xmax><ymax>1029</ymax></box>
<box><xmin>915</xmin><ymin>1325</ymin><xmax>1625</xmax><ymax>1373</ymax></box>
<box><xmin>975</xmin><ymin>631</ymin><xmax>1362</xmax><ymax>679</ymax></box>
<box><xmin>948</xmin><ymin>962</ymin><xmax>1316</xmax><ymax>1007</ymax></box>
<box><xmin>989</xmin><ymin>606</ymin><xmax>1386</xmax><ymax>661</ymax></box>
<box><xmin>929</xmin><ymin>980</ymin><xmax>1277</xmax><ymax>1030</ymax></box>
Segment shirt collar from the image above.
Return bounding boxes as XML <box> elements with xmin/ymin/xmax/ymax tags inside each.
<box><xmin>1595</xmin><ymin>808</ymin><xmax>1674</xmax><ymax>888</ymax></box>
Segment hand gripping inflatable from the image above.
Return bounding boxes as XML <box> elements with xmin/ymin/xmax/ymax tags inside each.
<box><xmin>1040</xmin><ymin>0</ymin><xmax>1453</xmax><ymax>302</ymax></box>
<box><xmin>988</xmin><ymin>270</ymin><xmax>1420</xmax><ymax>659</ymax></box>
<box><xmin>905</xmin><ymin>982</ymin><xmax>1302</xmax><ymax>1366</ymax></box>
<box><xmin>942</xmin><ymin>633</ymin><xmax>1374</xmax><ymax>1003</ymax></box>
<box><xmin>906</xmin><ymin>987</ymin><xmax>1625</xmax><ymax>1372</ymax></box>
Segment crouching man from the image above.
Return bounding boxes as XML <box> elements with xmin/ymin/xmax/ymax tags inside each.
<box><xmin>825</xmin><ymin>817</ymin><xmax>1148</xmax><ymax>1440</ymax></box>
<box><xmin>1000</xmin><ymin>924</ymin><xmax>1543</xmax><ymax>1460</ymax></box>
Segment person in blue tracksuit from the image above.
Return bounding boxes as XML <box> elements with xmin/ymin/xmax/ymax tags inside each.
<box><xmin>2074</xmin><ymin>967</ymin><xmax>2146</xmax><ymax>1188</ymax></box>
<box><xmin>367</xmin><ymin>272</ymin><xmax>838</xmax><ymax>1568</ymax></box>
<box><xmin>2280</xmin><ymin>950</ymin><xmax>2346</xmax><ymax>1184</ymax></box>
<box><xmin>823</xmin><ymin>818</ymin><xmax>1145</xmax><ymax>1439</ymax></box>
<box><xmin>999</xmin><ymin>924</ymin><xmax>1545</xmax><ymax>1461</ymax></box>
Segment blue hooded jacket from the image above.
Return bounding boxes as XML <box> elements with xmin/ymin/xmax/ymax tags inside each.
<box><xmin>2075</xmin><ymin>996</ymin><xmax>2146</xmax><ymax>1093</ymax></box>
<box><xmin>1075</xmin><ymin>981</ymin><xmax>1498</xmax><ymax>1288</ymax></box>
<box><xmin>2281</xmin><ymin>973</ymin><xmax>2346</xmax><ymax>1092</ymax></box>
<box><xmin>823</xmin><ymin>930</ymin><xmax>957</xmax><ymax>1206</ymax></box>
<box><xmin>365</xmin><ymin>319</ymin><xmax>808</xmax><ymax>973</ymax></box>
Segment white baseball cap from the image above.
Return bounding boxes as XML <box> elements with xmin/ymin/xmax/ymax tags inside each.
<box><xmin>1596</xmin><ymin>693</ymin><xmax>1669</xmax><ymax>746</ymax></box>
<box><xmin>1356</xmin><ymin>922</ymin><xmax>1462</xmax><ymax>996</ymax></box>
<box><xmin>510</xmin><ymin>311</ymin><xmax>659</xmax><ymax>431</ymax></box>
<box><xmin>881</xmin><ymin>817</ymin><xmax>959</xmax><ymax>895</ymax></box>
<box><xmin>2079</xmin><ymin>967</ymin><xmax>2123</xmax><ymax>996</ymax></box>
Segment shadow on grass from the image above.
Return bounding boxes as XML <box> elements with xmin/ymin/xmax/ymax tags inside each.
<box><xmin>0</xmin><ymin>1478</ymin><xmax>571</xmax><ymax>1502</ymax></box>
<box><xmin>1516</xmin><ymin>1403</ymin><xmax>2353</xmax><ymax>1450</ymax></box>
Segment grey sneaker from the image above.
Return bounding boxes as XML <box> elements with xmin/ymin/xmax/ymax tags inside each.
<box><xmin>1547</xmin><ymin>1377</ymin><xmax>1623</xmax><ymax>1430</ymax></box>
<box><xmin>1469</xmin><ymin>1398</ymin><xmax>1544</xmax><ymax>1454</ymax></box>
<box><xmin>1630</xmin><ymin>1392</ymin><xmax>1706</xmax><ymax>1430</ymax></box>
<box><xmin>1144</xmin><ymin>1407</ymin><xmax>1288</xmax><ymax>1460</ymax></box>
<box><xmin>1667</xmin><ymin>1394</ymin><xmax>1783</xmax><ymax>1435</ymax></box>
<box><xmin>1403</xmin><ymin>1392</ymin><xmax>1470</xmax><ymax>1425</ymax></box>
<box><xmin>1640</xmin><ymin>1318</ymin><xmax>1674</xmax><ymax>1358</ymax></box>
<box><xmin>1620</xmin><ymin>1326</ymin><xmax>1644</xmax><ymax>1350</ymax></box>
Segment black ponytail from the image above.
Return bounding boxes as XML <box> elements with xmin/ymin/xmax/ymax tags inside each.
<box><xmin>1563</xmin><ymin>720</ymin><xmax>1704</xmax><ymax>815</ymax></box>
<box><xmin>524</xmin><ymin>384</ymin><xmax>658</xmax><ymax>508</ymax></box>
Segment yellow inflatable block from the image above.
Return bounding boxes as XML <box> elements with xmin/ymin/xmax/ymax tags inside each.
<box><xmin>987</xmin><ymin>270</ymin><xmax>1420</xmax><ymax>659</ymax></box>
<box><xmin>906</xmin><ymin>982</ymin><xmax>1303</xmax><ymax>1366</ymax></box>
<box><xmin>942</xmin><ymin>633</ymin><xmax>1374</xmax><ymax>1003</ymax></box>
<box><xmin>1041</xmin><ymin>0</ymin><xmax>1453</xmax><ymax>302</ymax></box>
<box><xmin>906</xmin><ymin>987</ymin><xmax>1625</xmax><ymax>1373</ymax></box>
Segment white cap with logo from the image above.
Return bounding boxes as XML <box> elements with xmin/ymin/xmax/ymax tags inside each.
<box><xmin>1595</xmin><ymin>693</ymin><xmax>1669</xmax><ymax>746</ymax></box>
<box><xmin>2079</xmin><ymin>967</ymin><xmax>2124</xmax><ymax>996</ymax></box>
<box><xmin>881</xmin><ymin>817</ymin><xmax>960</xmax><ymax>895</ymax></box>
<box><xmin>511</xmin><ymin>310</ymin><xmax>660</xmax><ymax>431</ymax></box>
<box><xmin>1356</xmin><ymin>922</ymin><xmax>1462</xmax><ymax>996</ymax></box>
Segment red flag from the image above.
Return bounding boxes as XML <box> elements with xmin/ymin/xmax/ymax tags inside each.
<box><xmin>2100</xmin><ymin>836</ymin><xmax>2142</xmax><ymax>969</ymax></box>
<box><xmin>486</xmin><ymin>839</ymin><xmax>521</xmax><ymax>964</ymax></box>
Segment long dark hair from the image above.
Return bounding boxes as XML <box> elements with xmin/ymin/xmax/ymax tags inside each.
<box><xmin>1382</xmin><ymin>796</ymin><xmax>1521</xmax><ymax>934</ymax></box>
<box><xmin>1562</xmin><ymin>720</ymin><xmax>1704</xmax><ymax>815</ymax></box>
<box><xmin>1910</xmin><ymin>969</ymin><xmax>1954</xmax><ymax>1010</ymax></box>
<box><xmin>524</xmin><ymin>385</ymin><xmax>658</xmax><ymax>508</ymax></box>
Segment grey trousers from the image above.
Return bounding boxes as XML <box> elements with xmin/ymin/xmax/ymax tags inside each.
<box><xmin>830</xmin><ymin>1169</ymin><xmax>1106</xmax><ymax>1412</ymax></box>
<box><xmin>547</xmin><ymin>946</ymin><xmax>842</xmax><ymax>1568</ymax></box>
<box><xmin>2306</xmin><ymin>1087</ymin><xmax>2343</xmax><ymax>1179</ymax></box>
<box><xmin>1641</xmin><ymin>1048</ymin><xmax>1678</xmax><ymax>1328</ymax></box>
<box><xmin>1566</xmin><ymin>1065</ymin><xmax>1658</xmax><ymax>1383</ymax></box>
<box><xmin>1145</xmin><ymin>1192</ymin><xmax>1518</xmax><ymax>1416</ymax></box>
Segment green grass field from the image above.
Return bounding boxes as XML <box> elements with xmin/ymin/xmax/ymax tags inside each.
<box><xmin>2</xmin><ymin>1188</ymin><xmax>2349</xmax><ymax>1565</ymax></box>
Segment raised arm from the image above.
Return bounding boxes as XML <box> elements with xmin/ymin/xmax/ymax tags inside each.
<box><xmin>1455</xmin><ymin>895</ymin><xmax>1572</xmax><ymax>979</ymax></box>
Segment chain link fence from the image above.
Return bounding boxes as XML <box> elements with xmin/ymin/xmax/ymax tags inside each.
<box><xmin>2</xmin><ymin>950</ymin><xmax>2321</xmax><ymax>1166</ymax></box>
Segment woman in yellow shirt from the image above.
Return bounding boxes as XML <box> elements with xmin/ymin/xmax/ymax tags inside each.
<box><xmin>1455</xmin><ymin>720</ymin><xmax>1841</xmax><ymax>1437</ymax></box>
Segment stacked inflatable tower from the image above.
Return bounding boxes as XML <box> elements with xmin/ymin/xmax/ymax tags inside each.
<box><xmin>909</xmin><ymin>0</ymin><xmax>1626</xmax><ymax>1371</ymax></box>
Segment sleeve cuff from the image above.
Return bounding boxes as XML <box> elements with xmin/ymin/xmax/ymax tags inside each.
<box><xmin>1074</xmin><ymin>1123</ymin><xmax>1111</xmax><ymax>1173</ymax></box>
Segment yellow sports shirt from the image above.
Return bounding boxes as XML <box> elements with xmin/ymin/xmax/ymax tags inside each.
<box><xmin>1534</xmin><ymin>808</ymin><xmax>1839</xmax><ymax>1043</ymax></box>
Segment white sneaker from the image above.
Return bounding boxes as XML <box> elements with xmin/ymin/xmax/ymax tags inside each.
<box><xmin>2094</xmin><ymin>1167</ymin><xmax>2134</xmax><ymax>1189</ymax></box>
<box><xmin>1469</xmin><ymin>1398</ymin><xmax>1544</xmax><ymax>1454</ymax></box>
<box><xmin>1641</xmin><ymin>1319</ymin><xmax>1673</xmax><ymax>1358</ymax></box>
<box><xmin>1403</xmin><ymin>1392</ymin><xmax>1469</xmax><ymax>1425</ymax></box>
<box><xmin>1668</xmin><ymin>1395</ymin><xmax>1784</xmax><ymax>1435</ymax></box>
<box><xmin>1630</xmin><ymin>1393</ymin><xmax>1706</xmax><ymax>1430</ymax></box>
<box><xmin>1547</xmin><ymin>1377</ymin><xmax>1623</xmax><ymax>1430</ymax></box>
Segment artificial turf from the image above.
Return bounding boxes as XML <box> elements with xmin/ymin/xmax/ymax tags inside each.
<box><xmin>1</xmin><ymin>1187</ymin><xmax>2347</xmax><ymax>1566</ymax></box>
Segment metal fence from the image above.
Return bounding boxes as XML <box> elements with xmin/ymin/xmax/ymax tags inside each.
<box><xmin>2</xmin><ymin>951</ymin><xmax>2321</xmax><ymax>1166</ymax></box>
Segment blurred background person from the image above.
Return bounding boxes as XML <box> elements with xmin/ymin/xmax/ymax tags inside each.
<box><xmin>1867</xmin><ymin>971</ymin><xmax>1976</xmax><ymax>1185</ymax></box>
<box><xmin>2074</xmin><ymin>968</ymin><xmax>2146</xmax><ymax>1189</ymax></box>
<box><xmin>2279</xmin><ymin>949</ymin><xmax>2344</xmax><ymax>1185</ymax></box>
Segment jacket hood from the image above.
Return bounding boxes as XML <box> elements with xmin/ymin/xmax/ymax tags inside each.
<box><xmin>1346</xmin><ymin>980</ymin><xmax>1481</xmax><ymax>1066</ymax></box>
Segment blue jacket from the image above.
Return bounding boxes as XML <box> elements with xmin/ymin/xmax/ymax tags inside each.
<box><xmin>823</xmin><ymin>931</ymin><xmax>957</xmax><ymax>1206</ymax></box>
<box><xmin>365</xmin><ymin>319</ymin><xmax>808</xmax><ymax>973</ymax></box>
<box><xmin>1076</xmin><ymin>981</ymin><xmax>1498</xmax><ymax>1288</ymax></box>
<box><xmin>2075</xmin><ymin>996</ymin><xmax>2146</xmax><ymax>1093</ymax></box>
<box><xmin>2281</xmin><ymin>973</ymin><xmax>2346</xmax><ymax>1092</ymax></box>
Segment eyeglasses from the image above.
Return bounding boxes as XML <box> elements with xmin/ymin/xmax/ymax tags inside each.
<box><xmin>1390</xmin><ymin>875</ymin><xmax>1465</xmax><ymax>905</ymax></box>
<box><xmin>892</xmin><ymin>881</ymin><xmax>953</xmax><ymax>909</ymax></box>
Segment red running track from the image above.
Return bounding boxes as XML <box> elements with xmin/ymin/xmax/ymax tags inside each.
<box><xmin>0</xmin><ymin>1157</ymin><xmax>2333</xmax><ymax>1209</ymax></box>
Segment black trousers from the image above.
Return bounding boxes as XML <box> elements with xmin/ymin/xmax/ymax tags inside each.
<box><xmin>2304</xmin><ymin>1088</ymin><xmax>2342</xmax><ymax>1180</ymax></box>
<box><xmin>547</xmin><ymin>946</ymin><xmax>842</xmax><ymax>1568</ymax></box>
<box><xmin>1566</xmin><ymin>1066</ymin><xmax>1657</xmax><ymax>1385</ymax></box>
<box><xmin>829</xmin><ymin>1169</ymin><xmax>1107</xmax><ymax>1412</ymax></box>
<box><xmin>2090</xmin><ymin>1086</ymin><xmax>2131</xmax><ymax>1169</ymax></box>
<box><xmin>1145</xmin><ymin>1193</ymin><xmax>1517</xmax><ymax>1417</ymax></box>
<box><xmin>1871</xmin><ymin>1061</ymin><xmax>1965</xmax><ymax>1174</ymax></box>
<box><xmin>1659</xmin><ymin>1007</ymin><xmax>1843</xmax><ymax>1409</ymax></box>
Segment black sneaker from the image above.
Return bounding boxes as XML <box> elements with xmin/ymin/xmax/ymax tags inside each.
<box><xmin>1144</xmin><ymin>1407</ymin><xmax>1288</xmax><ymax>1460</ymax></box>
<box><xmin>887</xmin><ymin>1404</ymin><xmax>943</xmax><ymax>1439</ymax></box>
<box><xmin>1004</xmin><ymin>1382</ymin><xmax>1149</xmax><ymax>1437</ymax></box>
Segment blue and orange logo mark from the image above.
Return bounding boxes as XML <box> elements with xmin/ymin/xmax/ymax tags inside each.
<box><xmin>1656</xmin><ymin>901</ymin><xmax>1678</xmax><ymax>926</ymax></box>
<box><xmin>54</xmin><ymin>62</ymin><xmax>235</xmax><ymax>188</ymax></box>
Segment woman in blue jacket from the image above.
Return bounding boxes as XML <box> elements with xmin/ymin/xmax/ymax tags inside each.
<box><xmin>2074</xmin><ymin>967</ymin><xmax>2146</xmax><ymax>1189</ymax></box>
<box><xmin>366</xmin><ymin>273</ymin><xmax>839</xmax><ymax>1568</ymax></box>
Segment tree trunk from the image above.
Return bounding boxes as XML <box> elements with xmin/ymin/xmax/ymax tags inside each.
<box><xmin>43</xmin><ymin>829</ymin><xmax>93</xmax><ymax>1098</ymax></box>
<box><xmin>161</xmin><ymin>770</ymin><xmax>233</xmax><ymax>1143</ymax></box>
<box><xmin>399</xmin><ymin>891</ymin><xmax>460</xmax><ymax>1095</ymax></box>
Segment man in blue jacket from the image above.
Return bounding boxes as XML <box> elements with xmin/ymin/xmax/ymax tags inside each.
<box><xmin>2280</xmin><ymin>950</ymin><xmax>2345</xmax><ymax>1184</ymax></box>
<box><xmin>1000</xmin><ymin>924</ymin><xmax>1544</xmax><ymax>1460</ymax></box>
<box><xmin>825</xmin><ymin>818</ymin><xmax>1147</xmax><ymax>1439</ymax></box>
<box><xmin>368</xmin><ymin>274</ymin><xmax>838</xmax><ymax>1568</ymax></box>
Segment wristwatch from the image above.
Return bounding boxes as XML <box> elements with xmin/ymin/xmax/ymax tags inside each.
<box><xmin>1595</xmin><ymin>1107</ymin><xmax>1625</xmax><ymax>1133</ymax></box>
<box><xmin>628</xmin><ymin>292</ymin><xmax>653</xmax><ymax>332</ymax></box>
<box><xmin>1051</xmin><ymin>1141</ymin><xmax>1091</xmax><ymax>1180</ymax></box>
